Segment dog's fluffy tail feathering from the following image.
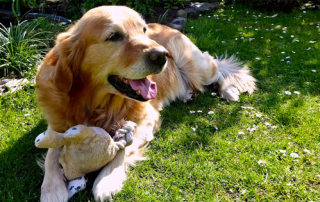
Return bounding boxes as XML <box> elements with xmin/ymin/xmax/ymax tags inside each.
<box><xmin>212</xmin><ymin>54</ymin><xmax>256</xmax><ymax>99</ymax></box>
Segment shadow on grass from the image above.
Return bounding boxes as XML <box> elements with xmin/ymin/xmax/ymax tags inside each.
<box><xmin>0</xmin><ymin>119</ymin><xmax>47</xmax><ymax>201</ymax></box>
<box><xmin>0</xmin><ymin>118</ymin><xmax>98</xmax><ymax>201</ymax></box>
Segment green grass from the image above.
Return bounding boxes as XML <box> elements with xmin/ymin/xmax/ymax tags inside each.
<box><xmin>1</xmin><ymin>3</ymin><xmax>320</xmax><ymax>201</ymax></box>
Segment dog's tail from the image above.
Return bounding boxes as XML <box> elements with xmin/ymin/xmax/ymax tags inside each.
<box><xmin>213</xmin><ymin>54</ymin><xmax>256</xmax><ymax>95</ymax></box>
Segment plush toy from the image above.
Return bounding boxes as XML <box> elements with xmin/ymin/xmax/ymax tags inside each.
<box><xmin>35</xmin><ymin>120</ymin><xmax>136</xmax><ymax>199</ymax></box>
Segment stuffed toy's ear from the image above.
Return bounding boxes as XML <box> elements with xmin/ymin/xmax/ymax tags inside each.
<box><xmin>63</xmin><ymin>125</ymin><xmax>96</xmax><ymax>142</ymax></box>
<box><xmin>35</xmin><ymin>129</ymin><xmax>68</xmax><ymax>148</ymax></box>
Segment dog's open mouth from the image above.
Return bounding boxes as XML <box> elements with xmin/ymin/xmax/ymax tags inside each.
<box><xmin>108</xmin><ymin>75</ymin><xmax>157</xmax><ymax>101</ymax></box>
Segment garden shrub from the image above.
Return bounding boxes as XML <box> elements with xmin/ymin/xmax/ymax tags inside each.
<box><xmin>0</xmin><ymin>19</ymin><xmax>48</xmax><ymax>78</ymax></box>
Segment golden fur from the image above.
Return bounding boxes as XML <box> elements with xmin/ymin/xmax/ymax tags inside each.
<box><xmin>36</xmin><ymin>6</ymin><xmax>256</xmax><ymax>201</ymax></box>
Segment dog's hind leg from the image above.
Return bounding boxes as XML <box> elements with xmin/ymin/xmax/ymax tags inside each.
<box><xmin>213</xmin><ymin>55</ymin><xmax>256</xmax><ymax>100</ymax></box>
<box><xmin>166</xmin><ymin>33</ymin><xmax>256</xmax><ymax>101</ymax></box>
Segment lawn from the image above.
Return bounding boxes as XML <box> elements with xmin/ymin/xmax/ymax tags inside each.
<box><xmin>1</xmin><ymin>3</ymin><xmax>320</xmax><ymax>201</ymax></box>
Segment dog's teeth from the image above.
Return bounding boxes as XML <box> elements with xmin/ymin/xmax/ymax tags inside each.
<box><xmin>136</xmin><ymin>90</ymin><xmax>141</xmax><ymax>95</ymax></box>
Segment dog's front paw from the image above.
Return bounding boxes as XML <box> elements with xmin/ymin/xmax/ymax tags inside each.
<box><xmin>92</xmin><ymin>164</ymin><xmax>126</xmax><ymax>202</ymax></box>
<box><xmin>220</xmin><ymin>84</ymin><xmax>240</xmax><ymax>101</ymax></box>
<box><xmin>41</xmin><ymin>179</ymin><xmax>68</xmax><ymax>202</ymax></box>
<box><xmin>113</xmin><ymin>121</ymin><xmax>136</xmax><ymax>149</ymax></box>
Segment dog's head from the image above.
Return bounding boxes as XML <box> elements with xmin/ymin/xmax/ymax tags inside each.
<box><xmin>50</xmin><ymin>6</ymin><xmax>168</xmax><ymax>102</ymax></box>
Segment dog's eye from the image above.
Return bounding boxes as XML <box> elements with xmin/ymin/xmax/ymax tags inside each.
<box><xmin>107</xmin><ymin>33</ymin><xmax>123</xmax><ymax>42</ymax></box>
<box><xmin>143</xmin><ymin>27</ymin><xmax>147</xmax><ymax>33</ymax></box>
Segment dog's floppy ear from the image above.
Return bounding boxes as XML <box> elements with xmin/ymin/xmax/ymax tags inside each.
<box><xmin>50</xmin><ymin>31</ymin><xmax>85</xmax><ymax>92</ymax></box>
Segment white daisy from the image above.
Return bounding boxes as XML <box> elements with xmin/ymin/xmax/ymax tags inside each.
<box><xmin>303</xmin><ymin>11</ymin><xmax>306</xmax><ymax>13</ymax></box>
<box><xmin>309</xmin><ymin>41</ymin><xmax>316</xmax><ymax>44</ymax></box>
<box><xmin>255</xmin><ymin>57</ymin><xmax>260</xmax><ymax>60</ymax></box>
<box><xmin>265</xmin><ymin>122</ymin><xmax>271</xmax><ymax>126</ymax></box>
<box><xmin>208</xmin><ymin>16</ymin><xmax>211</xmax><ymax>18</ymax></box>
<box><xmin>279</xmin><ymin>149</ymin><xmax>286</xmax><ymax>154</ymax></box>
<box><xmin>280</xmin><ymin>36</ymin><xmax>284</xmax><ymax>39</ymax></box>
<box><xmin>190</xmin><ymin>110</ymin><xmax>195</xmax><ymax>114</ymax></box>
<box><xmin>197</xmin><ymin>110</ymin><xmax>203</xmax><ymax>113</ymax></box>
<box><xmin>286</xmin><ymin>56</ymin><xmax>290</xmax><ymax>59</ymax></box>
<box><xmin>222</xmin><ymin>41</ymin><xmax>226</xmax><ymax>43</ymax></box>
<box><xmin>256</xmin><ymin>113</ymin><xmax>262</xmax><ymax>118</ymax></box>
<box><xmin>238</xmin><ymin>131</ymin><xmax>244</xmax><ymax>135</ymax></box>
<box><xmin>292</xmin><ymin>51</ymin><xmax>296</xmax><ymax>54</ymax></box>
<box><xmin>293</xmin><ymin>91</ymin><xmax>300</xmax><ymax>95</ymax></box>
<box><xmin>249</xmin><ymin>38</ymin><xmax>255</xmax><ymax>42</ymax></box>
<box><xmin>281</xmin><ymin>52</ymin><xmax>285</xmax><ymax>54</ymax></box>
<box><xmin>208</xmin><ymin>111</ymin><xmax>214</xmax><ymax>115</ymax></box>
<box><xmin>295</xmin><ymin>39</ymin><xmax>300</xmax><ymax>42</ymax></box>
<box><xmin>291</xmin><ymin>35</ymin><xmax>294</xmax><ymax>38</ymax></box>
<box><xmin>257</xmin><ymin>160</ymin><xmax>266</xmax><ymax>165</ymax></box>
<box><xmin>290</xmin><ymin>153</ymin><xmax>299</xmax><ymax>158</ymax></box>
<box><xmin>303</xmin><ymin>149</ymin><xmax>311</xmax><ymax>154</ymax></box>
<box><xmin>211</xmin><ymin>92</ymin><xmax>217</xmax><ymax>96</ymax></box>
<box><xmin>283</xmin><ymin>31</ymin><xmax>286</xmax><ymax>33</ymax></box>
<box><xmin>306</xmin><ymin>47</ymin><xmax>311</xmax><ymax>50</ymax></box>
<box><xmin>287</xmin><ymin>61</ymin><xmax>291</xmax><ymax>64</ymax></box>
<box><xmin>285</xmin><ymin>91</ymin><xmax>292</xmax><ymax>95</ymax></box>
<box><xmin>312</xmin><ymin>70</ymin><xmax>316</xmax><ymax>73</ymax></box>
<box><xmin>191</xmin><ymin>26</ymin><xmax>194</xmax><ymax>29</ymax></box>
<box><xmin>191</xmin><ymin>127</ymin><xmax>196</xmax><ymax>132</ymax></box>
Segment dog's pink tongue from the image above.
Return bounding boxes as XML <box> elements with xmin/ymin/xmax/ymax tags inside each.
<box><xmin>129</xmin><ymin>78</ymin><xmax>157</xmax><ymax>100</ymax></box>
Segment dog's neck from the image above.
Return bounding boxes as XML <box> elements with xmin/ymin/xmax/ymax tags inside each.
<box><xmin>67</xmin><ymin>77</ymin><xmax>147</xmax><ymax>135</ymax></box>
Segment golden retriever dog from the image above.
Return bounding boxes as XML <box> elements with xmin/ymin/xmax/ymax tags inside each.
<box><xmin>36</xmin><ymin>5</ymin><xmax>256</xmax><ymax>201</ymax></box>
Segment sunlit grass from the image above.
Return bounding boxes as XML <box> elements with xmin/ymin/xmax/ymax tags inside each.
<box><xmin>0</xmin><ymin>3</ymin><xmax>319</xmax><ymax>201</ymax></box>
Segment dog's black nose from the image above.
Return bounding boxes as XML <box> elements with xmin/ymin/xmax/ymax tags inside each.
<box><xmin>148</xmin><ymin>49</ymin><xmax>168</xmax><ymax>67</ymax></box>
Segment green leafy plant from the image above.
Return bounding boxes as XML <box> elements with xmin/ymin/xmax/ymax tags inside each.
<box><xmin>0</xmin><ymin>20</ymin><xmax>48</xmax><ymax>78</ymax></box>
<box><xmin>157</xmin><ymin>9</ymin><xmax>170</xmax><ymax>24</ymax></box>
<box><xmin>0</xmin><ymin>0</ymin><xmax>40</xmax><ymax>19</ymax></box>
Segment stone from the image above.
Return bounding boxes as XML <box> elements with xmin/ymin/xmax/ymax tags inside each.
<box><xmin>45</xmin><ymin>0</ymin><xmax>60</xmax><ymax>4</ymax></box>
<box><xmin>184</xmin><ymin>7</ymin><xmax>197</xmax><ymax>15</ymax></box>
<box><xmin>177</xmin><ymin>9</ymin><xmax>187</xmax><ymax>18</ymax></box>
<box><xmin>190</xmin><ymin>2</ymin><xmax>221</xmax><ymax>13</ymax></box>
<box><xmin>169</xmin><ymin>17</ymin><xmax>187</xmax><ymax>31</ymax></box>
<box><xmin>171</xmin><ymin>17</ymin><xmax>187</xmax><ymax>26</ymax></box>
<box><xmin>0</xmin><ymin>78</ymin><xmax>30</xmax><ymax>96</ymax></box>
<box><xmin>167</xmin><ymin>23</ymin><xmax>184</xmax><ymax>32</ymax></box>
